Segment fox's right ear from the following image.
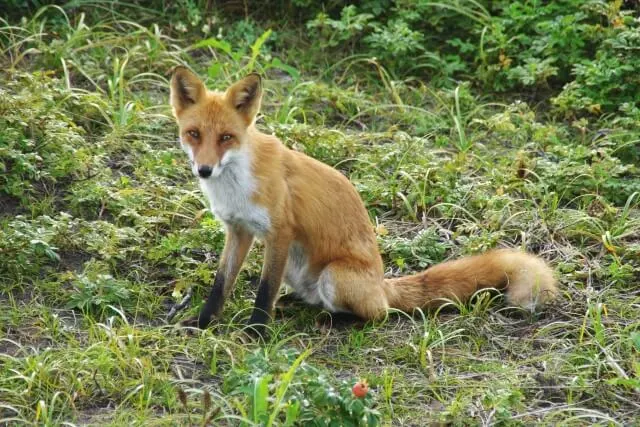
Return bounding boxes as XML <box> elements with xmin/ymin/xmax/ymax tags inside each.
<box><xmin>170</xmin><ymin>66</ymin><xmax>205</xmax><ymax>116</ymax></box>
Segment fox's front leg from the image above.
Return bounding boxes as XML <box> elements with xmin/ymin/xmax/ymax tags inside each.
<box><xmin>196</xmin><ymin>227</ymin><xmax>254</xmax><ymax>328</ymax></box>
<box><xmin>246</xmin><ymin>235</ymin><xmax>290</xmax><ymax>334</ymax></box>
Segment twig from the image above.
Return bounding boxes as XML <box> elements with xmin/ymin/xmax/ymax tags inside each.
<box><xmin>92</xmin><ymin>369</ymin><xmax>105</xmax><ymax>396</ymax></box>
<box><xmin>167</xmin><ymin>287</ymin><xmax>194</xmax><ymax>322</ymax></box>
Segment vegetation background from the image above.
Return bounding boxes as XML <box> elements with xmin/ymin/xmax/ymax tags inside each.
<box><xmin>1</xmin><ymin>0</ymin><xmax>639</xmax><ymax>425</ymax></box>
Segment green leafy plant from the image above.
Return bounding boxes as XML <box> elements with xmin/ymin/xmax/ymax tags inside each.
<box><xmin>192</xmin><ymin>28</ymin><xmax>299</xmax><ymax>82</ymax></box>
<box><xmin>224</xmin><ymin>347</ymin><xmax>381</xmax><ymax>426</ymax></box>
<box><xmin>307</xmin><ymin>6</ymin><xmax>373</xmax><ymax>50</ymax></box>
<box><xmin>0</xmin><ymin>72</ymin><xmax>92</xmax><ymax>203</ymax></box>
<box><xmin>66</xmin><ymin>273</ymin><xmax>132</xmax><ymax>314</ymax></box>
<box><xmin>379</xmin><ymin>227</ymin><xmax>451</xmax><ymax>272</ymax></box>
<box><xmin>553</xmin><ymin>24</ymin><xmax>640</xmax><ymax>117</ymax></box>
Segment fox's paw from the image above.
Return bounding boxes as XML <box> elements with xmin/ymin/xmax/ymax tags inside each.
<box><xmin>315</xmin><ymin>311</ymin><xmax>365</xmax><ymax>332</ymax></box>
<box><xmin>275</xmin><ymin>292</ymin><xmax>303</xmax><ymax>309</ymax></box>
<box><xmin>179</xmin><ymin>316</ymin><xmax>200</xmax><ymax>328</ymax></box>
<box><xmin>240</xmin><ymin>320</ymin><xmax>268</xmax><ymax>342</ymax></box>
<box><xmin>178</xmin><ymin>315</ymin><xmax>216</xmax><ymax>333</ymax></box>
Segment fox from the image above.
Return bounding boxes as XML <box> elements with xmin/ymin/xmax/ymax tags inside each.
<box><xmin>169</xmin><ymin>67</ymin><xmax>558</xmax><ymax>333</ymax></box>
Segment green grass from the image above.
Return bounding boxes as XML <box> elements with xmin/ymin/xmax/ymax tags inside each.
<box><xmin>1</xmin><ymin>2</ymin><xmax>639</xmax><ymax>426</ymax></box>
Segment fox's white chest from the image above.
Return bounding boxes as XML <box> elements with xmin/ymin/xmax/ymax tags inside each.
<box><xmin>198</xmin><ymin>150</ymin><xmax>271</xmax><ymax>237</ymax></box>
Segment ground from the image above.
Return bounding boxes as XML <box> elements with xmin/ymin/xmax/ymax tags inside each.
<box><xmin>1</xmin><ymin>2</ymin><xmax>639</xmax><ymax>426</ymax></box>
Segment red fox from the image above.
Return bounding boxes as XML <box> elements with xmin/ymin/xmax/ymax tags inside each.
<box><xmin>169</xmin><ymin>67</ymin><xmax>558</xmax><ymax>331</ymax></box>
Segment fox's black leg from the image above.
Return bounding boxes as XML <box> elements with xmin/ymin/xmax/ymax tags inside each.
<box><xmin>197</xmin><ymin>271</ymin><xmax>226</xmax><ymax>328</ymax></box>
<box><xmin>246</xmin><ymin>236</ymin><xmax>290</xmax><ymax>336</ymax></box>
<box><xmin>182</xmin><ymin>227</ymin><xmax>253</xmax><ymax>329</ymax></box>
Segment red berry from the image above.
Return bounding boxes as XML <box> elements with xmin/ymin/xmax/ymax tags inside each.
<box><xmin>352</xmin><ymin>380</ymin><xmax>369</xmax><ymax>398</ymax></box>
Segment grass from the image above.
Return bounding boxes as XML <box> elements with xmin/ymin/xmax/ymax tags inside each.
<box><xmin>1</xmin><ymin>2</ymin><xmax>639</xmax><ymax>426</ymax></box>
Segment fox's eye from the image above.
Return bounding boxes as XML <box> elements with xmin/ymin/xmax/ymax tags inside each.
<box><xmin>187</xmin><ymin>130</ymin><xmax>200</xmax><ymax>139</ymax></box>
<box><xmin>220</xmin><ymin>134</ymin><xmax>233</xmax><ymax>143</ymax></box>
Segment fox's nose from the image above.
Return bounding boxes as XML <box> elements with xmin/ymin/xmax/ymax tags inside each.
<box><xmin>198</xmin><ymin>165</ymin><xmax>213</xmax><ymax>178</ymax></box>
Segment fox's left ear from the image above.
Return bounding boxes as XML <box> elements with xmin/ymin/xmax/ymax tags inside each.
<box><xmin>226</xmin><ymin>73</ymin><xmax>262</xmax><ymax>125</ymax></box>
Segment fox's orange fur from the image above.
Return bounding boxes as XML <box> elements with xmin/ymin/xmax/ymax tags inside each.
<box><xmin>169</xmin><ymin>68</ymin><xmax>558</xmax><ymax>330</ymax></box>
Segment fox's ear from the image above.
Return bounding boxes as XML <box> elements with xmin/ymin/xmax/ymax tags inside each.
<box><xmin>226</xmin><ymin>73</ymin><xmax>262</xmax><ymax>125</ymax></box>
<box><xmin>170</xmin><ymin>66</ymin><xmax>205</xmax><ymax>116</ymax></box>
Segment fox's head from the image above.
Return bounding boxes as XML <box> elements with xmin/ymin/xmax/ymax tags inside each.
<box><xmin>170</xmin><ymin>67</ymin><xmax>262</xmax><ymax>179</ymax></box>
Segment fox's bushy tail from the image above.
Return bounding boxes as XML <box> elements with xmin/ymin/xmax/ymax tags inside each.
<box><xmin>383</xmin><ymin>249</ymin><xmax>557</xmax><ymax>312</ymax></box>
